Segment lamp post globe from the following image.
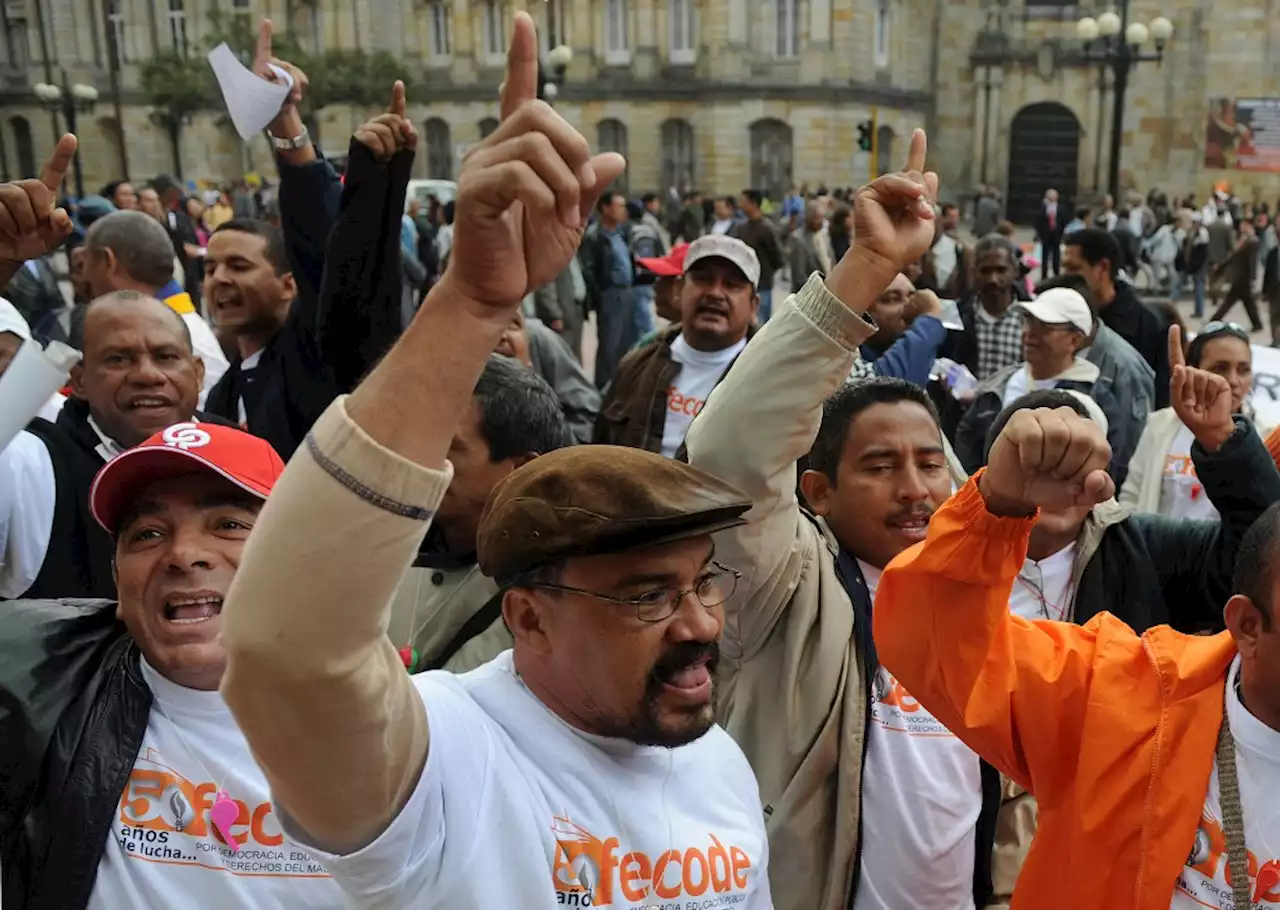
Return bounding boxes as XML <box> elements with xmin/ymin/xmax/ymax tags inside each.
<box><xmin>1076</xmin><ymin>16</ymin><xmax>1099</xmax><ymax>42</ymax></box>
<box><xmin>1096</xmin><ymin>11</ymin><xmax>1122</xmax><ymax>37</ymax></box>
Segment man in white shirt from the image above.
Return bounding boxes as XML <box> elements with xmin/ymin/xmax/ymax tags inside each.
<box><xmin>1</xmin><ymin>420</ymin><xmax>346</xmax><ymax>909</ymax></box>
<box><xmin>219</xmin><ymin>18</ymin><xmax>773</xmax><ymax>908</ymax></box>
<box><xmin>596</xmin><ymin>234</ymin><xmax>760</xmax><ymax>457</ymax></box>
<box><xmin>0</xmin><ymin>290</ymin><xmax>213</xmax><ymax>601</ymax></box>
<box><xmin>82</xmin><ymin>210</ymin><xmax>229</xmax><ymax>405</ymax></box>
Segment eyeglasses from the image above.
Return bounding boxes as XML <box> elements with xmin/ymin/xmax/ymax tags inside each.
<box><xmin>1199</xmin><ymin>321</ymin><xmax>1251</xmax><ymax>341</ymax></box>
<box><xmin>532</xmin><ymin>561</ymin><xmax>742</xmax><ymax>623</ymax></box>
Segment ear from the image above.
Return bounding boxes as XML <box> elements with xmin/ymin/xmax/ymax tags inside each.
<box><xmin>501</xmin><ymin>587</ymin><xmax>553</xmax><ymax>658</ymax></box>
<box><xmin>279</xmin><ymin>270</ymin><xmax>298</xmax><ymax>303</ymax></box>
<box><xmin>112</xmin><ymin>558</ymin><xmax>122</xmax><ymax>619</ymax></box>
<box><xmin>193</xmin><ymin>355</ymin><xmax>206</xmax><ymax>395</ymax></box>
<box><xmin>799</xmin><ymin>468</ymin><xmax>833</xmax><ymax>516</ymax></box>
<box><xmin>69</xmin><ymin>361</ymin><xmax>87</xmax><ymax>399</ymax></box>
<box><xmin>1225</xmin><ymin>593</ymin><xmax>1268</xmax><ymax>657</ymax></box>
<box><xmin>100</xmin><ymin>246</ymin><xmax>118</xmax><ymax>277</ymax></box>
<box><xmin>511</xmin><ymin>451</ymin><xmax>539</xmax><ymax>471</ymax></box>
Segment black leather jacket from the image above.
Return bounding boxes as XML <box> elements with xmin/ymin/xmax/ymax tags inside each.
<box><xmin>0</xmin><ymin>599</ymin><xmax>150</xmax><ymax>910</ymax></box>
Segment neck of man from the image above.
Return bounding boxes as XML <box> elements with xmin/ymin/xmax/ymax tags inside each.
<box><xmin>440</xmin><ymin>520</ymin><xmax>478</xmax><ymax>560</ymax></box>
<box><xmin>1239</xmin><ymin>664</ymin><xmax>1280</xmax><ymax>734</ymax></box>
<box><xmin>682</xmin><ymin>328</ymin><xmax>744</xmax><ymax>353</ymax></box>
<box><xmin>236</xmin><ymin>327</ymin><xmax>277</xmax><ymax>360</ymax></box>
<box><xmin>1027</xmin><ymin>524</ymin><xmax>1081</xmax><ymax>561</ymax></box>
<box><xmin>981</xmin><ymin>289</ymin><xmax>1014</xmax><ymax>317</ymax></box>
<box><xmin>1097</xmin><ymin>281</ymin><xmax>1118</xmax><ymax>308</ymax></box>
<box><xmin>1027</xmin><ymin>356</ymin><xmax>1072</xmax><ymax>381</ymax></box>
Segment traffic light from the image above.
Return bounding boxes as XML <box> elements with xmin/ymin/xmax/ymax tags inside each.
<box><xmin>857</xmin><ymin>120</ymin><xmax>873</xmax><ymax>152</ymax></box>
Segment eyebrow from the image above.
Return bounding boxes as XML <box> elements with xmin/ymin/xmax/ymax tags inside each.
<box><xmin>858</xmin><ymin>445</ymin><xmax>946</xmax><ymax>461</ymax></box>
<box><xmin>116</xmin><ymin>493</ymin><xmax>262</xmax><ymax>536</ymax></box>
<box><xmin>610</xmin><ymin>543</ymin><xmax>718</xmax><ymax>588</ymax></box>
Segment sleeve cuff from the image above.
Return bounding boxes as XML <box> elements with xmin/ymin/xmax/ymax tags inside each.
<box><xmin>791</xmin><ymin>272</ymin><xmax>878</xmax><ymax>352</ymax></box>
<box><xmin>304</xmin><ymin>397</ymin><xmax>454</xmax><ymax>523</ymax></box>
<box><xmin>953</xmin><ymin>470</ymin><xmax>1041</xmax><ymax>541</ymax></box>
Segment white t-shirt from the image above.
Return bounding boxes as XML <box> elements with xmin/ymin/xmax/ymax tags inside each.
<box><xmin>660</xmin><ymin>334</ymin><xmax>746</xmax><ymax>458</ymax></box>
<box><xmin>1172</xmin><ymin>657</ymin><xmax>1280</xmax><ymax>908</ymax></box>
<box><xmin>1159</xmin><ymin>424</ymin><xmax>1220</xmax><ymax>522</ymax></box>
<box><xmin>1001</xmin><ymin>365</ymin><xmax>1064</xmax><ymax>408</ymax></box>
<box><xmin>293</xmin><ymin>650</ymin><xmax>771</xmax><ymax>909</ymax></box>
<box><xmin>183</xmin><ymin>312</ymin><xmax>230</xmax><ymax>408</ymax></box>
<box><xmin>711</xmin><ymin>218</ymin><xmax>735</xmax><ymax>235</ymax></box>
<box><xmin>87</xmin><ymin>659</ymin><xmax>340</xmax><ymax>908</ymax></box>
<box><xmin>932</xmin><ymin>233</ymin><xmax>960</xmax><ymax>288</ymax></box>
<box><xmin>855</xmin><ymin>561</ymin><xmax>982</xmax><ymax>910</ymax></box>
<box><xmin>1009</xmin><ymin>543</ymin><xmax>1078</xmax><ymax>622</ymax></box>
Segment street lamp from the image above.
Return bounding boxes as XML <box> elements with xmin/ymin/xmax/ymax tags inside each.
<box><xmin>1075</xmin><ymin>4</ymin><xmax>1173</xmax><ymax>200</ymax></box>
<box><xmin>498</xmin><ymin>44</ymin><xmax>573</xmax><ymax>104</ymax></box>
<box><xmin>32</xmin><ymin>70</ymin><xmax>98</xmax><ymax>199</ymax></box>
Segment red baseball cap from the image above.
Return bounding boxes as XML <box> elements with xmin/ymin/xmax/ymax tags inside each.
<box><xmin>636</xmin><ymin>242</ymin><xmax>690</xmax><ymax>277</ymax></box>
<box><xmin>90</xmin><ymin>422</ymin><xmax>285</xmax><ymax>533</ymax></box>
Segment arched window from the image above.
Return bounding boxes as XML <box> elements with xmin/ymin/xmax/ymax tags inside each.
<box><xmin>478</xmin><ymin>117</ymin><xmax>499</xmax><ymax>140</ymax></box>
<box><xmin>424</xmin><ymin>118</ymin><xmax>453</xmax><ymax>179</ymax></box>
<box><xmin>660</xmin><ymin>118</ymin><xmax>694</xmax><ymax>193</ymax></box>
<box><xmin>596</xmin><ymin>118</ymin><xmax>628</xmax><ymax>193</ymax></box>
<box><xmin>10</xmin><ymin>116</ymin><xmax>34</xmax><ymax>178</ymax></box>
<box><xmin>748</xmin><ymin>118</ymin><xmax>792</xmax><ymax>203</ymax></box>
<box><xmin>97</xmin><ymin>116</ymin><xmax>127</xmax><ymax>180</ymax></box>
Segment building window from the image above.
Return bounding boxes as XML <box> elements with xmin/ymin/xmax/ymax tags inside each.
<box><xmin>481</xmin><ymin>1</ymin><xmax>504</xmax><ymax>60</ymax></box>
<box><xmin>775</xmin><ymin>0</ymin><xmax>799</xmax><ymax>58</ymax></box>
<box><xmin>231</xmin><ymin>0</ymin><xmax>251</xmax><ymax>13</ymax></box>
<box><xmin>873</xmin><ymin>0</ymin><xmax>889</xmax><ymax>68</ymax></box>
<box><xmin>10</xmin><ymin>115</ymin><xmax>34</xmax><ymax>178</ymax></box>
<box><xmin>105</xmin><ymin>0</ymin><xmax>128</xmax><ymax>64</ymax></box>
<box><xmin>669</xmin><ymin>0</ymin><xmax>695</xmax><ymax>64</ymax></box>
<box><xmin>168</xmin><ymin>0</ymin><xmax>188</xmax><ymax>55</ymax></box>
<box><xmin>660</xmin><ymin>118</ymin><xmax>695</xmax><ymax>194</ymax></box>
<box><xmin>427</xmin><ymin>1</ymin><xmax>451</xmax><ymax>57</ymax></box>
<box><xmin>539</xmin><ymin>0</ymin><xmax>566</xmax><ymax>52</ymax></box>
<box><xmin>424</xmin><ymin>118</ymin><xmax>453</xmax><ymax>179</ymax></box>
<box><xmin>597</xmin><ymin>119</ymin><xmax>629</xmax><ymax>192</ymax></box>
<box><xmin>875</xmin><ymin>125</ymin><xmax>894</xmax><ymax>176</ymax></box>
<box><xmin>604</xmin><ymin>0</ymin><xmax>629</xmax><ymax>64</ymax></box>
<box><xmin>1</xmin><ymin>3</ymin><xmax>29</xmax><ymax>70</ymax></box>
<box><xmin>749</xmin><ymin>118</ymin><xmax>793</xmax><ymax>203</ymax></box>
<box><xmin>478</xmin><ymin>117</ymin><xmax>499</xmax><ymax>139</ymax></box>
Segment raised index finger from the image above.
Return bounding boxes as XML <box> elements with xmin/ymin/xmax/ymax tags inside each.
<box><xmin>905</xmin><ymin>128</ymin><xmax>927</xmax><ymax>175</ymax></box>
<box><xmin>253</xmin><ymin>19</ymin><xmax>273</xmax><ymax>71</ymax></box>
<box><xmin>1168</xmin><ymin>323</ymin><xmax>1185</xmax><ymax>370</ymax></box>
<box><xmin>388</xmin><ymin>80</ymin><xmax>406</xmax><ymax>118</ymax></box>
<box><xmin>500</xmin><ymin>12</ymin><xmax>538</xmax><ymax>121</ymax></box>
<box><xmin>39</xmin><ymin>134</ymin><xmax>77</xmax><ymax>195</ymax></box>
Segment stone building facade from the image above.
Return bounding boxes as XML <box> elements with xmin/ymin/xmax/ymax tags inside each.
<box><xmin>0</xmin><ymin>0</ymin><xmax>1272</xmax><ymax>223</ymax></box>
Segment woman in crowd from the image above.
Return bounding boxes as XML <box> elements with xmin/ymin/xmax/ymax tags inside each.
<box><xmin>1120</xmin><ymin>320</ymin><xmax>1276</xmax><ymax>517</ymax></box>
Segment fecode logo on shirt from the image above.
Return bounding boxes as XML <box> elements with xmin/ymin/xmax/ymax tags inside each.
<box><xmin>871</xmin><ymin>668</ymin><xmax>955</xmax><ymax>738</ymax></box>
<box><xmin>1178</xmin><ymin>805</ymin><xmax>1280</xmax><ymax>905</ymax></box>
<box><xmin>666</xmin><ymin>386</ymin><xmax>707</xmax><ymax>419</ymax></box>
<box><xmin>551</xmin><ymin>816</ymin><xmax>752</xmax><ymax>907</ymax></box>
<box><xmin>115</xmin><ymin>751</ymin><xmax>329</xmax><ymax>878</ymax></box>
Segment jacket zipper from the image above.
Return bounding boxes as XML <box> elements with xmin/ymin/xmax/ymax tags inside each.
<box><xmin>847</xmin><ymin>687</ymin><xmax>872</xmax><ymax>909</ymax></box>
<box><xmin>1134</xmin><ymin>638</ymin><xmax>1166</xmax><ymax>908</ymax></box>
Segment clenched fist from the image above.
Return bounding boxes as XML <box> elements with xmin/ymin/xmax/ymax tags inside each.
<box><xmin>979</xmin><ymin>406</ymin><xmax>1114</xmax><ymax>517</ymax></box>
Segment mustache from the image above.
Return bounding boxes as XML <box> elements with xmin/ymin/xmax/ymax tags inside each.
<box><xmin>650</xmin><ymin>640</ymin><xmax>720</xmax><ymax>681</ymax></box>
<box><xmin>886</xmin><ymin>504</ymin><xmax>934</xmax><ymax>523</ymax></box>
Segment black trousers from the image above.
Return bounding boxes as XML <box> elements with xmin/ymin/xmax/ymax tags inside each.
<box><xmin>1210</xmin><ymin>284</ymin><xmax>1263</xmax><ymax>331</ymax></box>
<box><xmin>1039</xmin><ymin>237</ymin><xmax>1061</xmax><ymax>278</ymax></box>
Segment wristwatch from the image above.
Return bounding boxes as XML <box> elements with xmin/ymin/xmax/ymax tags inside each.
<box><xmin>267</xmin><ymin>125</ymin><xmax>310</xmax><ymax>151</ymax></box>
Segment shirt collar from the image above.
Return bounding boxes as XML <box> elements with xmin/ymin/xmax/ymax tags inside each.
<box><xmin>87</xmin><ymin>414</ymin><xmax>127</xmax><ymax>463</ymax></box>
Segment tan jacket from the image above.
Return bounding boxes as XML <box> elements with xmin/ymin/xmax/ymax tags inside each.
<box><xmin>685</xmin><ymin>275</ymin><xmax>1029</xmax><ymax>910</ymax></box>
<box><xmin>1119</xmin><ymin>406</ymin><xmax>1277</xmax><ymax>514</ymax></box>
<box><xmin>387</xmin><ymin>563</ymin><xmax>511</xmax><ymax>673</ymax></box>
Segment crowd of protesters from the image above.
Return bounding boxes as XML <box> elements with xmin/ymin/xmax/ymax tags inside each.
<box><xmin>2</xmin><ymin>13</ymin><xmax>1280</xmax><ymax>910</ymax></box>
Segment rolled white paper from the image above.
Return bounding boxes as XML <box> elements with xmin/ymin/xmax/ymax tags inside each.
<box><xmin>0</xmin><ymin>339</ymin><xmax>81</xmax><ymax>452</ymax></box>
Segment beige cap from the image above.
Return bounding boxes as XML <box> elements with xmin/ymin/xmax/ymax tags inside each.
<box><xmin>683</xmin><ymin>235</ymin><xmax>761</xmax><ymax>288</ymax></box>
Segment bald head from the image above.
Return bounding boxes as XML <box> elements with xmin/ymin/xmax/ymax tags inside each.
<box><xmin>83</xmin><ymin>290</ymin><xmax>192</xmax><ymax>353</ymax></box>
<box><xmin>85</xmin><ymin>210</ymin><xmax>179</xmax><ymax>296</ymax></box>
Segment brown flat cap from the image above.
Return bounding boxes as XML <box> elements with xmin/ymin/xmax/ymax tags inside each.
<box><xmin>477</xmin><ymin>445</ymin><xmax>752</xmax><ymax>583</ymax></box>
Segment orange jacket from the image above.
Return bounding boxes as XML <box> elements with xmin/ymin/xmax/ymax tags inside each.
<box><xmin>874</xmin><ymin>474</ymin><xmax>1237</xmax><ymax>909</ymax></box>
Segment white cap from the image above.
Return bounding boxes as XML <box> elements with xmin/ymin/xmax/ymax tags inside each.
<box><xmin>683</xmin><ymin>235</ymin><xmax>761</xmax><ymax>288</ymax></box>
<box><xmin>0</xmin><ymin>297</ymin><xmax>31</xmax><ymax>342</ymax></box>
<box><xmin>1017</xmin><ymin>287</ymin><xmax>1094</xmax><ymax>336</ymax></box>
<box><xmin>1062</xmin><ymin>389</ymin><xmax>1110</xmax><ymax>437</ymax></box>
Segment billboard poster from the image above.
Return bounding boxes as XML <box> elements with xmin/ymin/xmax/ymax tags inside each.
<box><xmin>1205</xmin><ymin>98</ymin><xmax>1280</xmax><ymax>172</ymax></box>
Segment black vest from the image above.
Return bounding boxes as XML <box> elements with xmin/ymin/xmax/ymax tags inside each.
<box><xmin>21</xmin><ymin>401</ymin><xmax>117</xmax><ymax>600</ymax></box>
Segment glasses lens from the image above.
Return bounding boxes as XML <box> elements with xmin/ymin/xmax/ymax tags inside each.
<box><xmin>635</xmin><ymin>589</ymin><xmax>677</xmax><ymax>623</ymax></box>
<box><xmin>696</xmin><ymin>570</ymin><xmax>736</xmax><ymax>608</ymax></box>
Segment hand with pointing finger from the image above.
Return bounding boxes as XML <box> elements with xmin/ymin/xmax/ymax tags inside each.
<box><xmin>444</xmin><ymin>12</ymin><xmax>625</xmax><ymax>310</ymax></box>
<box><xmin>251</xmin><ymin>20</ymin><xmax>309</xmax><ymax>133</ymax></box>
<box><xmin>0</xmin><ymin>133</ymin><xmax>77</xmax><ymax>264</ymax></box>
<box><xmin>354</xmin><ymin>82</ymin><xmax>417</xmax><ymax>163</ymax></box>
<box><xmin>853</xmin><ymin>129</ymin><xmax>940</xmax><ymax>274</ymax></box>
<box><xmin>1168</xmin><ymin>323</ymin><xmax>1236</xmax><ymax>452</ymax></box>
<box><xmin>980</xmin><ymin>406</ymin><xmax>1115</xmax><ymax>517</ymax></box>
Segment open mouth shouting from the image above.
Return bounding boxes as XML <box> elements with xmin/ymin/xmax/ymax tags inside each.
<box><xmin>163</xmin><ymin>591</ymin><xmax>224</xmax><ymax>625</ymax></box>
<box><xmin>126</xmin><ymin>394</ymin><xmax>176</xmax><ymax>417</ymax></box>
<box><xmin>886</xmin><ymin>509</ymin><xmax>932</xmax><ymax>542</ymax></box>
<box><xmin>652</xmin><ymin>643</ymin><xmax>720</xmax><ymax>705</ymax></box>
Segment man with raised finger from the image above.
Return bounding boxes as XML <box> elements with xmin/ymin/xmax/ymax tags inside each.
<box><xmin>0</xmin><ymin>134</ymin><xmax>78</xmax><ymax>314</ymax></box>
<box><xmin>875</xmin><ymin>405</ymin><xmax>1280</xmax><ymax>907</ymax></box>
<box><xmin>220</xmin><ymin>14</ymin><xmax>772</xmax><ymax>908</ymax></box>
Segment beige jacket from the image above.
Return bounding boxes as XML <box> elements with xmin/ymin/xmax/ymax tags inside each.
<box><xmin>1119</xmin><ymin>406</ymin><xmax>1277</xmax><ymax>514</ymax></box>
<box><xmin>387</xmin><ymin>563</ymin><xmax>512</xmax><ymax>673</ymax></box>
<box><xmin>686</xmin><ymin>274</ymin><xmax>1028</xmax><ymax>910</ymax></box>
